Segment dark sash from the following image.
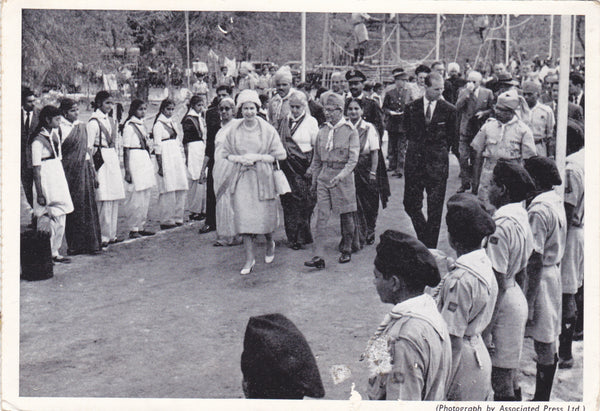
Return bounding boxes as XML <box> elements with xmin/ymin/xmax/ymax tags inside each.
<box><xmin>128</xmin><ymin>123</ymin><xmax>150</xmax><ymax>152</ymax></box>
<box><xmin>158</xmin><ymin>120</ymin><xmax>178</xmax><ymax>140</ymax></box>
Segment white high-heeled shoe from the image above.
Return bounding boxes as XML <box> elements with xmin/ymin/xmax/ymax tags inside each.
<box><xmin>240</xmin><ymin>260</ymin><xmax>255</xmax><ymax>275</ymax></box>
<box><xmin>265</xmin><ymin>240</ymin><xmax>275</xmax><ymax>264</ymax></box>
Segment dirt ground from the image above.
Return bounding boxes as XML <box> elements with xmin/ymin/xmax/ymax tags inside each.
<box><xmin>17</xmin><ymin>112</ymin><xmax>582</xmax><ymax>401</ymax></box>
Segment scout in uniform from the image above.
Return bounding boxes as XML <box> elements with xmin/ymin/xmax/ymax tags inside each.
<box><xmin>523</xmin><ymin>156</ymin><xmax>567</xmax><ymax>401</ymax></box>
<box><xmin>122</xmin><ymin>99</ymin><xmax>156</xmax><ymax>239</ymax></box>
<box><xmin>522</xmin><ymin>80</ymin><xmax>556</xmax><ymax>157</ymax></box>
<box><xmin>558</xmin><ymin>127</ymin><xmax>585</xmax><ymax>369</ymax></box>
<box><xmin>365</xmin><ymin>230</ymin><xmax>452</xmax><ymax>401</ymax></box>
<box><xmin>87</xmin><ymin>91</ymin><xmax>125</xmax><ymax>247</ymax></box>
<box><xmin>304</xmin><ymin>93</ymin><xmax>359</xmax><ymax>267</ymax></box>
<box><xmin>484</xmin><ymin>160</ymin><xmax>537</xmax><ymax>401</ymax></box>
<box><xmin>382</xmin><ymin>67</ymin><xmax>410</xmax><ymax>177</ymax></box>
<box><xmin>437</xmin><ymin>193</ymin><xmax>498</xmax><ymax>401</ymax></box>
<box><xmin>31</xmin><ymin>105</ymin><xmax>74</xmax><ymax>263</ymax></box>
<box><xmin>471</xmin><ymin>89</ymin><xmax>537</xmax><ymax>211</ymax></box>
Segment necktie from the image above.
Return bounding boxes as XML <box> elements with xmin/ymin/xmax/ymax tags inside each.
<box><xmin>425</xmin><ymin>102</ymin><xmax>432</xmax><ymax>123</ymax></box>
<box><xmin>25</xmin><ymin>111</ymin><xmax>31</xmax><ymax>133</ymax></box>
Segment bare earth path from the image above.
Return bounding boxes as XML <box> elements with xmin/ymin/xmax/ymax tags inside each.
<box><xmin>18</xmin><ymin>152</ymin><xmax>582</xmax><ymax>401</ymax></box>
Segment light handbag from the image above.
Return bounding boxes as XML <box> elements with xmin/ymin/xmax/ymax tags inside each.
<box><xmin>273</xmin><ymin>160</ymin><xmax>291</xmax><ymax>195</ymax></box>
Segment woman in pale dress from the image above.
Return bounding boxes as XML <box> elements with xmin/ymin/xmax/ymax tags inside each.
<box><xmin>122</xmin><ymin>99</ymin><xmax>156</xmax><ymax>238</ymax></box>
<box><xmin>214</xmin><ymin>90</ymin><xmax>286</xmax><ymax>274</ymax></box>
<box><xmin>31</xmin><ymin>105</ymin><xmax>74</xmax><ymax>263</ymax></box>
<box><xmin>182</xmin><ymin>94</ymin><xmax>208</xmax><ymax>221</ymax></box>
<box><xmin>87</xmin><ymin>91</ymin><xmax>125</xmax><ymax>247</ymax></box>
<box><xmin>153</xmin><ymin>98</ymin><xmax>189</xmax><ymax>229</ymax></box>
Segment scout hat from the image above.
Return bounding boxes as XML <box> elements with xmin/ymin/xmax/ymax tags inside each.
<box><xmin>495</xmin><ymin>89</ymin><xmax>521</xmax><ymax>111</ymax></box>
<box><xmin>392</xmin><ymin>67</ymin><xmax>408</xmax><ymax>79</ymax></box>
<box><xmin>345</xmin><ymin>69</ymin><xmax>367</xmax><ymax>82</ymax></box>
<box><xmin>374</xmin><ymin>230</ymin><xmax>441</xmax><ymax>288</ymax></box>
<box><xmin>446</xmin><ymin>193</ymin><xmax>496</xmax><ymax>246</ymax></box>
<box><xmin>493</xmin><ymin>159</ymin><xmax>537</xmax><ymax>203</ymax></box>
<box><xmin>524</xmin><ymin>156</ymin><xmax>562</xmax><ymax>190</ymax></box>
<box><xmin>241</xmin><ymin>313</ymin><xmax>325</xmax><ymax>399</ymax></box>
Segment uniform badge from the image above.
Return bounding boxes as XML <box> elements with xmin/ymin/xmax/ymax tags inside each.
<box><xmin>566</xmin><ymin>185</ymin><xmax>572</xmax><ymax>194</ymax></box>
<box><xmin>447</xmin><ymin>302</ymin><xmax>458</xmax><ymax>312</ymax></box>
<box><xmin>489</xmin><ymin>236</ymin><xmax>498</xmax><ymax>245</ymax></box>
<box><xmin>390</xmin><ymin>372</ymin><xmax>405</xmax><ymax>384</ymax></box>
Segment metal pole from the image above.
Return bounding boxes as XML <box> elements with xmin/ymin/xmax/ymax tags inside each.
<box><xmin>185</xmin><ymin>11</ymin><xmax>191</xmax><ymax>90</ymax></box>
<box><xmin>549</xmin><ymin>15</ymin><xmax>554</xmax><ymax>59</ymax></box>
<box><xmin>381</xmin><ymin>18</ymin><xmax>386</xmax><ymax>66</ymax></box>
<box><xmin>556</xmin><ymin>15</ymin><xmax>572</xmax><ymax>197</ymax></box>
<box><xmin>396</xmin><ymin>14</ymin><xmax>401</xmax><ymax>63</ymax></box>
<box><xmin>570</xmin><ymin>15</ymin><xmax>576</xmax><ymax>65</ymax></box>
<box><xmin>435</xmin><ymin>14</ymin><xmax>440</xmax><ymax>61</ymax></box>
<box><xmin>505</xmin><ymin>14</ymin><xmax>510</xmax><ymax>66</ymax></box>
<box><xmin>322</xmin><ymin>13</ymin><xmax>329</xmax><ymax>65</ymax></box>
<box><xmin>301</xmin><ymin>12</ymin><xmax>306</xmax><ymax>82</ymax></box>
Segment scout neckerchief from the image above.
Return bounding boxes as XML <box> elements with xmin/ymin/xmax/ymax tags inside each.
<box><xmin>91</xmin><ymin>116</ymin><xmax>115</xmax><ymax>148</ymax></box>
<box><xmin>183</xmin><ymin>109</ymin><xmax>204</xmax><ymax>140</ymax></box>
<box><xmin>325</xmin><ymin>117</ymin><xmax>349</xmax><ymax>151</ymax></box>
<box><xmin>158</xmin><ymin>118</ymin><xmax>178</xmax><ymax>140</ymax></box>
<box><xmin>288</xmin><ymin>112</ymin><xmax>305</xmax><ymax>136</ymax></box>
<box><xmin>128</xmin><ymin>119</ymin><xmax>150</xmax><ymax>152</ymax></box>
<box><xmin>37</xmin><ymin>128</ymin><xmax>61</xmax><ymax>160</ymax></box>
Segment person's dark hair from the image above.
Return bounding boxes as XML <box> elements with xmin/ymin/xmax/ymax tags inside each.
<box><xmin>431</xmin><ymin>61</ymin><xmax>444</xmax><ymax>70</ymax></box>
<box><xmin>22</xmin><ymin>87</ymin><xmax>35</xmax><ymax>105</ymax></box>
<box><xmin>120</xmin><ymin>99</ymin><xmax>146</xmax><ymax>133</ymax></box>
<box><xmin>182</xmin><ymin>94</ymin><xmax>204</xmax><ymax>120</ymax></box>
<box><xmin>363</xmin><ymin>82</ymin><xmax>373</xmax><ymax>92</ymax></box>
<box><xmin>415</xmin><ymin>64</ymin><xmax>432</xmax><ymax>75</ymax></box>
<box><xmin>315</xmin><ymin>87</ymin><xmax>328</xmax><ymax>100</ymax></box>
<box><xmin>566</xmin><ymin>121</ymin><xmax>584</xmax><ymax>155</ymax></box>
<box><xmin>33</xmin><ymin>105</ymin><xmax>61</xmax><ymax>136</ymax></box>
<box><xmin>153</xmin><ymin>98</ymin><xmax>175</xmax><ymax>126</ymax></box>
<box><xmin>216</xmin><ymin>84</ymin><xmax>232</xmax><ymax>95</ymax></box>
<box><xmin>425</xmin><ymin>72</ymin><xmax>443</xmax><ymax>87</ymax></box>
<box><xmin>92</xmin><ymin>91</ymin><xmax>111</xmax><ymax>111</ymax></box>
<box><xmin>569</xmin><ymin>72</ymin><xmax>584</xmax><ymax>87</ymax></box>
<box><xmin>373</xmin><ymin>83</ymin><xmax>383</xmax><ymax>93</ymax></box>
<box><xmin>346</xmin><ymin>97</ymin><xmax>364</xmax><ymax>110</ymax></box>
<box><xmin>58</xmin><ymin>98</ymin><xmax>77</xmax><ymax>115</ymax></box>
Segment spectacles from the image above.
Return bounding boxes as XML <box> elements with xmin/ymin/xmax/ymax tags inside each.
<box><xmin>219</xmin><ymin>107</ymin><xmax>232</xmax><ymax>111</ymax></box>
<box><xmin>324</xmin><ymin>107</ymin><xmax>341</xmax><ymax>112</ymax></box>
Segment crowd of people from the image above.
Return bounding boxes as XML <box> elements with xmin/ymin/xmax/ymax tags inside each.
<box><xmin>21</xmin><ymin>55</ymin><xmax>584</xmax><ymax>401</ymax></box>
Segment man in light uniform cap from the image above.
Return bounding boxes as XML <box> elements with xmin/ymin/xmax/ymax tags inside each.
<box><xmin>345</xmin><ymin>69</ymin><xmax>385</xmax><ymax>138</ymax></box>
<box><xmin>365</xmin><ymin>230</ymin><xmax>451</xmax><ymax>401</ymax></box>
<box><xmin>382</xmin><ymin>67</ymin><xmax>410</xmax><ymax>177</ymax></box>
<box><xmin>523</xmin><ymin>156</ymin><xmax>567</xmax><ymax>401</ymax></box>
<box><xmin>483</xmin><ymin>159</ymin><xmax>536</xmax><ymax>401</ymax></box>
<box><xmin>437</xmin><ymin>193</ymin><xmax>498</xmax><ymax>401</ymax></box>
<box><xmin>305</xmin><ymin>92</ymin><xmax>359</xmax><ymax>267</ymax></box>
<box><xmin>522</xmin><ymin>80</ymin><xmax>556</xmax><ymax>157</ymax></box>
<box><xmin>471</xmin><ymin>89</ymin><xmax>537</xmax><ymax>211</ymax></box>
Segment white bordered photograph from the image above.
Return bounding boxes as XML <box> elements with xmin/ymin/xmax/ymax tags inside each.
<box><xmin>2</xmin><ymin>1</ymin><xmax>599</xmax><ymax>410</ymax></box>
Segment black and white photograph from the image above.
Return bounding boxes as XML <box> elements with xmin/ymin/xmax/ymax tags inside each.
<box><xmin>3</xmin><ymin>1</ymin><xmax>599</xmax><ymax>409</ymax></box>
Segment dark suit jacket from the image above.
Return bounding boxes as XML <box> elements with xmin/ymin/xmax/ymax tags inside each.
<box><xmin>404</xmin><ymin>98</ymin><xmax>457</xmax><ymax>180</ymax></box>
<box><xmin>382</xmin><ymin>85</ymin><xmax>410</xmax><ymax>133</ymax></box>
<box><xmin>21</xmin><ymin>107</ymin><xmax>39</xmax><ymax>168</ymax></box>
<box><xmin>455</xmin><ymin>86</ymin><xmax>494</xmax><ymax>136</ymax></box>
<box><xmin>443</xmin><ymin>76</ymin><xmax>467</xmax><ymax>105</ymax></box>
<box><xmin>345</xmin><ymin>96</ymin><xmax>384</xmax><ymax>138</ymax></box>
<box><xmin>308</xmin><ymin>99</ymin><xmax>326</xmax><ymax>126</ymax></box>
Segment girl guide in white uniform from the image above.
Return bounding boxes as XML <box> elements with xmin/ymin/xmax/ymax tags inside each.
<box><xmin>153</xmin><ymin>98</ymin><xmax>189</xmax><ymax>228</ymax></box>
<box><xmin>122</xmin><ymin>99</ymin><xmax>156</xmax><ymax>238</ymax></box>
<box><xmin>31</xmin><ymin>105</ymin><xmax>74</xmax><ymax>261</ymax></box>
<box><xmin>86</xmin><ymin>91</ymin><xmax>125</xmax><ymax>246</ymax></box>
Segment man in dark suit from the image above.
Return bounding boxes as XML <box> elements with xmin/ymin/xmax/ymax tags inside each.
<box><xmin>21</xmin><ymin>87</ymin><xmax>39</xmax><ymax>208</ymax></box>
<box><xmin>382</xmin><ymin>67</ymin><xmax>410</xmax><ymax>177</ymax></box>
<box><xmin>403</xmin><ymin>73</ymin><xmax>457</xmax><ymax>248</ymax></box>
<box><xmin>344</xmin><ymin>69</ymin><xmax>384</xmax><ymax>138</ymax></box>
<box><xmin>443</xmin><ymin>62</ymin><xmax>467</xmax><ymax>105</ymax></box>
<box><xmin>549</xmin><ymin>78</ymin><xmax>584</xmax><ymax>123</ymax></box>
<box><xmin>455</xmin><ymin>70</ymin><xmax>494</xmax><ymax>192</ymax></box>
<box><xmin>569</xmin><ymin>71</ymin><xmax>584</xmax><ymax>116</ymax></box>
